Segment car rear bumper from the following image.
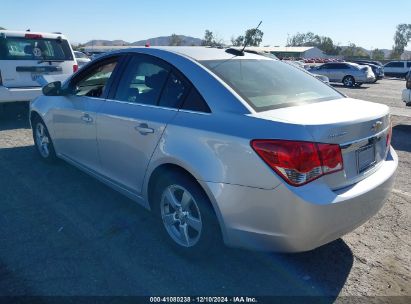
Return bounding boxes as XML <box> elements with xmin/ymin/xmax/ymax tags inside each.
<box><xmin>402</xmin><ymin>89</ymin><xmax>411</xmax><ymax>104</ymax></box>
<box><xmin>205</xmin><ymin>147</ymin><xmax>397</xmax><ymax>252</ymax></box>
<box><xmin>0</xmin><ymin>86</ymin><xmax>42</xmax><ymax>103</ymax></box>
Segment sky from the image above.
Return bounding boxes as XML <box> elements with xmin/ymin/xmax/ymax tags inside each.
<box><xmin>2</xmin><ymin>0</ymin><xmax>411</xmax><ymax>50</ymax></box>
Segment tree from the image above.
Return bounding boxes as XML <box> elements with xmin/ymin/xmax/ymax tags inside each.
<box><xmin>231</xmin><ymin>28</ymin><xmax>263</xmax><ymax>47</ymax></box>
<box><xmin>391</xmin><ymin>24</ymin><xmax>411</xmax><ymax>59</ymax></box>
<box><xmin>169</xmin><ymin>34</ymin><xmax>183</xmax><ymax>46</ymax></box>
<box><xmin>231</xmin><ymin>35</ymin><xmax>244</xmax><ymax>47</ymax></box>
<box><xmin>202</xmin><ymin>30</ymin><xmax>214</xmax><ymax>46</ymax></box>
<box><xmin>340</xmin><ymin>43</ymin><xmax>369</xmax><ymax>58</ymax></box>
<box><xmin>0</xmin><ymin>27</ymin><xmax>5</xmax><ymax>30</ymax></box>
<box><xmin>371</xmin><ymin>49</ymin><xmax>385</xmax><ymax>60</ymax></box>
<box><xmin>287</xmin><ymin>32</ymin><xmax>340</xmax><ymax>55</ymax></box>
<box><xmin>244</xmin><ymin>28</ymin><xmax>263</xmax><ymax>46</ymax></box>
<box><xmin>202</xmin><ymin>30</ymin><xmax>224</xmax><ymax>47</ymax></box>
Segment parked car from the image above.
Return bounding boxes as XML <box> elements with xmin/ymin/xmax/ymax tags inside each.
<box><xmin>351</xmin><ymin>61</ymin><xmax>384</xmax><ymax>82</ymax></box>
<box><xmin>284</xmin><ymin>60</ymin><xmax>329</xmax><ymax>83</ymax></box>
<box><xmin>30</xmin><ymin>47</ymin><xmax>397</xmax><ymax>254</ymax></box>
<box><xmin>74</xmin><ymin>51</ymin><xmax>91</xmax><ymax>68</ymax></box>
<box><xmin>402</xmin><ymin>69</ymin><xmax>411</xmax><ymax>106</ymax></box>
<box><xmin>309</xmin><ymin>62</ymin><xmax>375</xmax><ymax>87</ymax></box>
<box><xmin>384</xmin><ymin>61</ymin><xmax>411</xmax><ymax>78</ymax></box>
<box><xmin>0</xmin><ymin>30</ymin><xmax>77</xmax><ymax>107</ymax></box>
<box><xmin>353</xmin><ymin>60</ymin><xmax>383</xmax><ymax>67</ymax></box>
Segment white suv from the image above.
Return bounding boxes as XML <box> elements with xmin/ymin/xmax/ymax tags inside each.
<box><xmin>0</xmin><ymin>30</ymin><xmax>77</xmax><ymax>105</ymax></box>
<box><xmin>384</xmin><ymin>61</ymin><xmax>411</xmax><ymax>78</ymax></box>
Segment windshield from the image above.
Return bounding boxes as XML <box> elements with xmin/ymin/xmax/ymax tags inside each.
<box><xmin>0</xmin><ymin>36</ymin><xmax>73</xmax><ymax>61</ymax></box>
<box><xmin>200</xmin><ymin>59</ymin><xmax>343</xmax><ymax>111</ymax></box>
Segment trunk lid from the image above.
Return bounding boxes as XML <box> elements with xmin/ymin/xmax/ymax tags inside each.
<box><xmin>253</xmin><ymin>98</ymin><xmax>391</xmax><ymax>189</ymax></box>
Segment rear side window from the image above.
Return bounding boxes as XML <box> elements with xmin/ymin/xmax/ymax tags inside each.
<box><xmin>114</xmin><ymin>56</ymin><xmax>170</xmax><ymax>105</ymax></box>
<box><xmin>0</xmin><ymin>36</ymin><xmax>73</xmax><ymax>61</ymax></box>
<box><xmin>182</xmin><ymin>88</ymin><xmax>211</xmax><ymax>113</ymax></box>
<box><xmin>407</xmin><ymin>62</ymin><xmax>411</xmax><ymax>68</ymax></box>
<box><xmin>158</xmin><ymin>72</ymin><xmax>190</xmax><ymax>108</ymax></box>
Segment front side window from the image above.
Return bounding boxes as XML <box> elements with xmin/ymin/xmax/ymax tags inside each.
<box><xmin>71</xmin><ymin>60</ymin><xmax>117</xmax><ymax>98</ymax></box>
<box><xmin>201</xmin><ymin>59</ymin><xmax>342</xmax><ymax>112</ymax></box>
<box><xmin>0</xmin><ymin>36</ymin><xmax>73</xmax><ymax>61</ymax></box>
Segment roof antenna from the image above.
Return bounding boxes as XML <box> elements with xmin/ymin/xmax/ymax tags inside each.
<box><xmin>241</xmin><ymin>21</ymin><xmax>262</xmax><ymax>53</ymax></box>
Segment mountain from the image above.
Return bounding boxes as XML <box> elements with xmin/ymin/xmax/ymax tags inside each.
<box><xmin>84</xmin><ymin>40</ymin><xmax>130</xmax><ymax>47</ymax></box>
<box><xmin>131</xmin><ymin>35</ymin><xmax>202</xmax><ymax>46</ymax></box>
<box><xmin>83</xmin><ymin>35</ymin><xmax>203</xmax><ymax>47</ymax></box>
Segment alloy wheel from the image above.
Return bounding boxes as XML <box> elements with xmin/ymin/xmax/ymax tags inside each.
<box><xmin>160</xmin><ymin>184</ymin><xmax>203</xmax><ymax>247</ymax></box>
<box><xmin>35</xmin><ymin>122</ymin><xmax>50</xmax><ymax>158</ymax></box>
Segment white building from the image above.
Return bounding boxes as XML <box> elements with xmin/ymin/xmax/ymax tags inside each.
<box><xmin>246</xmin><ymin>46</ymin><xmax>326</xmax><ymax>59</ymax></box>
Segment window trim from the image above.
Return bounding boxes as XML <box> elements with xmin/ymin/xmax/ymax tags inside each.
<box><xmin>108</xmin><ymin>53</ymin><xmax>212</xmax><ymax>113</ymax></box>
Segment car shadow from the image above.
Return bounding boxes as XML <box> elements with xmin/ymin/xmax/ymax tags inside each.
<box><xmin>331</xmin><ymin>84</ymin><xmax>369</xmax><ymax>90</ymax></box>
<box><xmin>392</xmin><ymin>124</ymin><xmax>411</xmax><ymax>153</ymax></box>
<box><xmin>0</xmin><ymin>102</ymin><xmax>30</xmax><ymax>131</ymax></box>
<box><xmin>0</xmin><ymin>145</ymin><xmax>353</xmax><ymax>300</ymax></box>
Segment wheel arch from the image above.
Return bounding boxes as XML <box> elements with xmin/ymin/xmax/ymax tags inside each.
<box><xmin>145</xmin><ymin>162</ymin><xmax>228</xmax><ymax>242</ymax></box>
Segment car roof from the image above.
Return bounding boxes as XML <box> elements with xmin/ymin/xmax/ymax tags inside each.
<box><xmin>112</xmin><ymin>46</ymin><xmax>274</xmax><ymax>62</ymax></box>
<box><xmin>0</xmin><ymin>30</ymin><xmax>68</xmax><ymax>39</ymax></box>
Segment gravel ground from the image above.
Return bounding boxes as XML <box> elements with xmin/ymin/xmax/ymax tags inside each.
<box><xmin>0</xmin><ymin>79</ymin><xmax>409</xmax><ymax>301</ymax></box>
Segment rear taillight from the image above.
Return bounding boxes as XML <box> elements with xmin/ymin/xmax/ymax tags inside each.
<box><xmin>251</xmin><ymin>140</ymin><xmax>343</xmax><ymax>186</ymax></box>
<box><xmin>73</xmin><ymin>64</ymin><xmax>78</xmax><ymax>73</ymax></box>
<box><xmin>25</xmin><ymin>33</ymin><xmax>43</xmax><ymax>39</ymax></box>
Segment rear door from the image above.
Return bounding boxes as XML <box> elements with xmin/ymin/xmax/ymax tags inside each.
<box><xmin>0</xmin><ymin>34</ymin><xmax>75</xmax><ymax>87</ymax></box>
<box><xmin>96</xmin><ymin>54</ymin><xmax>190</xmax><ymax>194</ymax></box>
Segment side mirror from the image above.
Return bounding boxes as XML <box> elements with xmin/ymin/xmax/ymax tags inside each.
<box><xmin>42</xmin><ymin>81</ymin><xmax>65</xmax><ymax>96</ymax></box>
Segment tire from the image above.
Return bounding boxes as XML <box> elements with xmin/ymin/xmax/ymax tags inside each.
<box><xmin>152</xmin><ymin>170</ymin><xmax>222</xmax><ymax>257</ymax></box>
<box><xmin>406</xmin><ymin>102</ymin><xmax>411</xmax><ymax>107</ymax></box>
<box><xmin>343</xmin><ymin>75</ymin><xmax>355</xmax><ymax>87</ymax></box>
<box><xmin>32</xmin><ymin>117</ymin><xmax>57</xmax><ymax>162</ymax></box>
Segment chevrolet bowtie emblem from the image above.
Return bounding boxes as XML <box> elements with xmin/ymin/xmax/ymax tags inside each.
<box><xmin>371</xmin><ymin>121</ymin><xmax>383</xmax><ymax>132</ymax></box>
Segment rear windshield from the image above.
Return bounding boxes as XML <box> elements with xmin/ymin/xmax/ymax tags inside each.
<box><xmin>200</xmin><ymin>59</ymin><xmax>343</xmax><ymax>111</ymax></box>
<box><xmin>0</xmin><ymin>36</ymin><xmax>73</xmax><ymax>61</ymax></box>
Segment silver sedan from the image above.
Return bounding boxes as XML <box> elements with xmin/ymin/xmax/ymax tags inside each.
<box><xmin>30</xmin><ymin>47</ymin><xmax>397</xmax><ymax>254</ymax></box>
<box><xmin>310</xmin><ymin>62</ymin><xmax>375</xmax><ymax>87</ymax></box>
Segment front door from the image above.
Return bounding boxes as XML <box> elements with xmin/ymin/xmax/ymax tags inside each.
<box><xmin>52</xmin><ymin>57</ymin><xmax>120</xmax><ymax>172</ymax></box>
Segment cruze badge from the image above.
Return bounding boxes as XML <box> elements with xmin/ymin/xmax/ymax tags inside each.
<box><xmin>371</xmin><ymin>121</ymin><xmax>383</xmax><ymax>132</ymax></box>
<box><xmin>329</xmin><ymin>131</ymin><xmax>348</xmax><ymax>138</ymax></box>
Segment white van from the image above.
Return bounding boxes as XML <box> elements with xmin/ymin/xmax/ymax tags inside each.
<box><xmin>384</xmin><ymin>61</ymin><xmax>411</xmax><ymax>78</ymax></box>
<box><xmin>0</xmin><ymin>30</ymin><xmax>77</xmax><ymax>104</ymax></box>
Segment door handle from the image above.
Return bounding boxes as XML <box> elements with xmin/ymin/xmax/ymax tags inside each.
<box><xmin>81</xmin><ymin>113</ymin><xmax>93</xmax><ymax>123</ymax></box>
<box><xmin>135</xmin><ymin>123</ymin><xmax>154</xmax><ymax>135</ymax></box>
